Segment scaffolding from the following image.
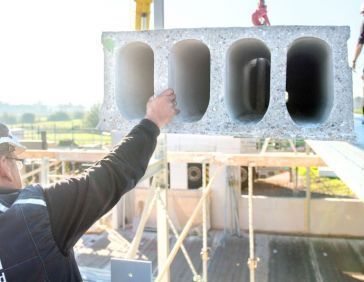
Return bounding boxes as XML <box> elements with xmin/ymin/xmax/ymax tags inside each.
<box><xmin>21</xmin><ymin>144</ymin><xmax>331</xmax><ymax>281</ymax></box>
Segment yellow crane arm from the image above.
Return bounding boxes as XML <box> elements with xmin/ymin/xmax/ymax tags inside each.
<box><xmin>135</xmin><ymin>0</ymin><xmax>153</xmax><ymax>31</ymax></box>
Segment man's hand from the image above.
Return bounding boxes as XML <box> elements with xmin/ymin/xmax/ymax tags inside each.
<box><xmin>352</xmin><ymin>60</ymin><xmax>357</xmax><ymax>71</ymax></box>
<box><xmin>145</xmin><ymin>89</ymin><xmax>180</xmax><ymax>129</ymax></box>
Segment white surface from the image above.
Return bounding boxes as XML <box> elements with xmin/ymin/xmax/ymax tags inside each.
<box><xmin>307</xmin><ymin>140</ymin><xmax>364</xmax><ymax>200</ymax></box>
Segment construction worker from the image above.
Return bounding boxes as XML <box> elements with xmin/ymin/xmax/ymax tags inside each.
<box><xmin>0</xmin><ymin>89</ymin><xmax>178</xmax><ymax>281</ymax></box>
<box><xmin>352</xmin><ymin>2</ymin><xmax>364</xmax><ymax>124</ymax></box>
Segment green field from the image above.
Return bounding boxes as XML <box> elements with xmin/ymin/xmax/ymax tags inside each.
<box><xmin>354</xmin><ymin>108</ymin><xmax>363</xmax><ymax>114</ymax></box>
<box><xmin>13</xmin><ymin>119</ymin><xmax>84</xmax><ymax>129</ymax></box>
<box><xmin>10</xmin><ymin>119</ymin><xmax>111</xmax><ymax>146</ymax></box>
<box><xmin>298</xmin><ymin>167</ymin><xmax>354</xmax><ymax>197</ymax></box>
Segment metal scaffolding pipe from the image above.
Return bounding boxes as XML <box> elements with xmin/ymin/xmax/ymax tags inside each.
<box><xmin>247</xmin><ymin>164</ymin><xmax>258</xmax><ymax>282</ymax></box>
<box><xmin>201</xmin><ymin>162</ymin><xmax>209</xmax><ymax>282</ymax></box>
<box><xmin>155</xmin><ymin>167</ymin><xmax>222</xmax><ymax>282</ymax></box>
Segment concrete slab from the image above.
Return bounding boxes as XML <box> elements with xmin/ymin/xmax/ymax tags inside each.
<box><xmin>75</xmin><ymin>229</ymin><xmax>364</xmax><ymax>282</ymax></box>
<box><xmin>307</xmin><ymin>140</ymin><xmax>364</xmax><ymax>200</ymax></box>
<box><xmin>100</xmin><ymin>26</ymin><xmax>354</xmax><ymax>141</ymax></box>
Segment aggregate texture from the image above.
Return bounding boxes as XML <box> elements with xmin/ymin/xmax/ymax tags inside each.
<box><xmin>100</xmin><ymin>26</ymin><xmax>354</xmax><ymax>141</ymax></box>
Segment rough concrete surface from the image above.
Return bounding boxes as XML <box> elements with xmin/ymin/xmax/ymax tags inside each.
<box><xmin>100</xmin><ymin>26</ymin><xmax>354</xmax><ymax>141</ymax></box>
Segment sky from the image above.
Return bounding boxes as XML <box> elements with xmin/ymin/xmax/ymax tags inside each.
<box><xmin>0</xmin><ymin>0</ymin><xmax>363</xmax><ymax>107</ymax></box>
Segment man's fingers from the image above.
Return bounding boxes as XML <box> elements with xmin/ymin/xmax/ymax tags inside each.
<box><xmin>161</xmin><ymin>89</ymin><xmax>174</xmax><ymax>96</ymax></box>
<box><xmin>162</xmin><ymin>92</ymin><xmax>176</xmax><ymax>102</ymax></box>
<box><xmin>166</xmin><ymin>88</ymin><xmax>174</xmax><ymax>95</ymax></box>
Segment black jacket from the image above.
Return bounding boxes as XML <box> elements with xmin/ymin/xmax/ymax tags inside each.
<box><xmin>0</xmin><ymin>119</ymin><xmax>159</xmax><ymax>281</ymax></box>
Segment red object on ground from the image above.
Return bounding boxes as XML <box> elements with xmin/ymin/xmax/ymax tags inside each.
<box><xmin>252</xmin><ymin>0</ymin><xmax>271</xmax><ymax>26</ymax></box>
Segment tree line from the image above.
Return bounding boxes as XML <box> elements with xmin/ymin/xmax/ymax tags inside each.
<box><xmin>1</xmin><ymin>104</ymin><xmax>100</xmax><ymax>128</ymax></box>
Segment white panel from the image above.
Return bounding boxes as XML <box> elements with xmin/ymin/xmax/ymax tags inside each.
<box><xmin>170</xmin><ymin>163</ymin><xmax>188</xmax><ymax>189</ymax></box>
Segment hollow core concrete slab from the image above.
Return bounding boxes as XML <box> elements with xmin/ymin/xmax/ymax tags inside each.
<box><xmin>100</xmin><ymin>26</ymin><xmax>354</xmax><ymax>141</ymax></box>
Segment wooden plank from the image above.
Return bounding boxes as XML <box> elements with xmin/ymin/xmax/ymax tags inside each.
<box><xmin>20</xmin><ymin>149</ymin><xmax>162</xmax><ymax>185</ymax></box>
<box><xmin>268</xmin><ymin>238</ymin><xmax>315</xmax><ymax>282</ymax></box>
<box><xmin>208</xmin><ymin>236</ymin><xmax>249</xmax><ymax>282</ymax></box>
<box><xmin>20</xmin><ymin>149</ymin><xmax>108</xmax><ymax>162</ymax></box>
<box><xmin>168</xmin><ymin>152</ymin><xmax>325</xmax><ymax>167</ymax></box>
<box><xmin>76</xmin><ymin>229</ymin><xmax>364</xmax><ymax>282</ymax></box>
<box><xmin>20</xmin><ymin>150</ymin><xmax>325</xmax><ymax>167</ymax></box>
<box><xmin>157</xmin><ymin>188</ymin><xmax>170</xmax><ymax>282</ymax></box>
<box><xmin>306</xmin><ymin>141</ymin><xmax>364</xmax><ymax>200</ymax></box>
<box><xmin>171</xmin><ymin>237</ymin><xmax>203</xmax><ymax>282</ymax></box>
<box><xmin>311</xmin><ymin>238</ymin><xmax>364</xmax><ymax>282</ymax></box>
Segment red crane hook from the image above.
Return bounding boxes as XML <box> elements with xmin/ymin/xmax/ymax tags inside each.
<box><xmin>252</xmin><ymin>0</ymin><xmax>271</xmax><ymax>26</ymax></box>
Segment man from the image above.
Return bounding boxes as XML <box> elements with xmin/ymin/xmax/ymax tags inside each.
<box><xmin>0</xmin><ymin>89</ymin><xmax>179</xmax><ymax>281</ymax></box>
<box><xmin>352</xmin><ymin>2</ymin><xmax>364</xmax><ymax>124</ymax></box>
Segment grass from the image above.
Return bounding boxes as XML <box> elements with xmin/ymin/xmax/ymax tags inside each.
<box><xmin>12</xmin><ymin>119</ymin><xmax>84</xmax><ymax>129</ymax></box>
<box><xmin>47</xmin><ymin>132</ymin><xmax>111</xmax><ymax>146</ymax></box>
<box><xmin>10</xmin><ymin>119</ymin><xmax>111</xmax><ymax>146</ymax></box>
<box><xmin>298</xmin><ymin>167</ymin><xmax>355</xmax><ymax>197</ymax></box>
<box><xmin>354</xmin><ymin>108</ymin><xmax>363</xmax><ymax>114</ymax></box>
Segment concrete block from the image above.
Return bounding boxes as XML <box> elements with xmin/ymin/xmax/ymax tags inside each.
<box><xmin>100</xmin><ymin>26</ymin><xmax>354</xmax><ymax>140</ymax></box>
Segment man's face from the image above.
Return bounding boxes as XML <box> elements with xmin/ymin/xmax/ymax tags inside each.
<box><xmin>0</xmin><ymin>153</ymin><xmax>22</xmax><ymax>189</ymax></box>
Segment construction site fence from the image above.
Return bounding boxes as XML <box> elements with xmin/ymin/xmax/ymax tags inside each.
<box><xmin>11</xmin><ymin>123</ymin><xmax>111</xmax><ymax>147</ymax></box>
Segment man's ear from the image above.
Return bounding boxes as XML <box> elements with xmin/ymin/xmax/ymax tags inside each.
<box><xmin>0</xmin><ymin>156</ymin><xmax>12</xmax><ymax>183</ymax></box>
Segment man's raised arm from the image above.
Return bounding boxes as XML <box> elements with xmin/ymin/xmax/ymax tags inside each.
<box><xmin>43</xmin><ymin>89</ymin><xmax>179</xmax><ymax>254</ymax></box>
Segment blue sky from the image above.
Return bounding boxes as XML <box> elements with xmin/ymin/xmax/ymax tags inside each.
<box><xmin>0</xmin><ymin>0</ymin><xmax>362</xmax><ymax>106</ymax></box>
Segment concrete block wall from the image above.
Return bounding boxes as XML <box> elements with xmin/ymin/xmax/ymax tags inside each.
<box><xmin>100</xmin><ymin>26</ymin><xmax>354</xmax><ymax>140</ymax></box>
<box><xmin>132</xmin><ymin>184</ymin><xmax>364</xmax><ymax>237</ymax></box>
<box><xmin>166</xmin><ymin>134</ymin><xmax>241</xmax><ymax>153</ymax></box>
<box><xmin>237</xmin><ymin>197</ymin><xmax>364</xmax><ymax>237</ymax></box>
<box><xmin>134</xmin><ymin>188</ymin><xmax>204</xmax><ymax>231</ymax></box>
<box><xmin>167</xmin><ymin>135</ymin><xmax>240</xmax><ymax>189</ymax></box>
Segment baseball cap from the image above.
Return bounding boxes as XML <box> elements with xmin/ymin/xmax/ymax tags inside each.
<box><xmin>0</xmin><ymin>122</ymin><xmax>26</xmax><ymax>155</ymax></box>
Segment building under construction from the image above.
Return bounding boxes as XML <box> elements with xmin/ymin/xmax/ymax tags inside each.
<box><xmin>16</xmin><ymin>0</ymin><xmax>364</xmax><ymax>281</ymax></box>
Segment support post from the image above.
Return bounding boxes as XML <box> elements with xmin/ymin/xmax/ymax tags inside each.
<box><xmin>40</xmin><ymin>158</ymin><xmax>49</xmax><ymax>186</ymax></box>
<box><xmin>40</xmin><ymin>131</ymin><xmax>47</xmax><ymax>150</ymax></box>
<box><xmin>157</xmin><ymin>134</ymin><xmax>170</xmax><ymax>282</ymax></box>
<box><xmin>155</xmin><ymin>168</ymin><xmax>222</xmax><ymax>282</ymax></box>
<box><xmin>201</xmin><ymin>162</ymin><xmax>209</xmax><ymax>282</ymax></box>
<box><xmin>305</xmin><ymin>167</ymin><xmax>311</xmax><ymax>233</ymax></box>
<box><xmin>61</xmin><ymin>161</ymin><xmax>66</xmax><ymax>176</ymax></box>
<box><xmin>155</xmin><ymin>189</ymin><xmax>201</xmax><ymax>281</ymax></box>
<box><xmin>293</xmin><ymin>166</ymin><xmax>298</xmax><ymax>196</ymax></box>
<box><xmin>260</xmin><ymin>138</ymin><xmax>270</xmax><ymax>154</ymax></box>
<box><xmin>288</xmin><ymin>139</ymin><xmax>297</xmax><ymax>153</ymax></box>
<box><xmin>304</xmin><ymin>144</ymin><xmax>311</xmax><ymax>233</ymax></box>
<box><xmin>247</xmin><ymin>163</ymin><xmax>258</xmax><ymax>282</ymax></box>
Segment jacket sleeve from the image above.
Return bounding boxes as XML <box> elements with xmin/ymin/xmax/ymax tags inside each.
<box><xmin>43</xmin><ymin>119</ymin><xmax>160</xmax><ymax>254</ymax></box>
